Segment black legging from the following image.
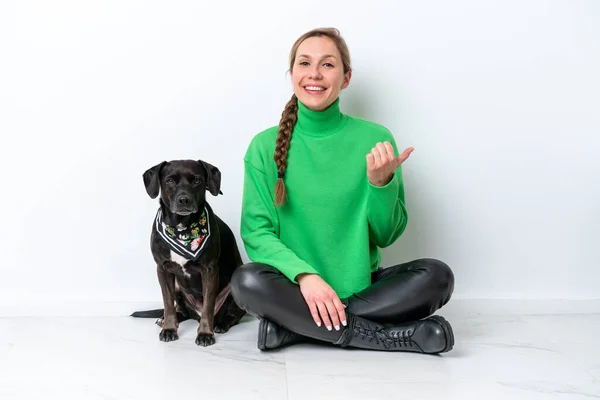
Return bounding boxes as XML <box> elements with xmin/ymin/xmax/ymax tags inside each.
<box><xmin>230</xmin><ymin>258</ymin><xmax>454</xmax><ymax>345</ymax></box>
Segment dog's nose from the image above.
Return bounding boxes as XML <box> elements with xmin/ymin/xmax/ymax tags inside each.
<box><xmin>177</xmin><ymin>195</ymin><xmax>192</xmax><ymax>206</ymax></box>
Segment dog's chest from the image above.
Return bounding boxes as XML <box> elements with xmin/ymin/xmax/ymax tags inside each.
<box><xmin>168</xmin><ymin>250</ymin><xmax>193</xmax><ymax>278</ymax></box>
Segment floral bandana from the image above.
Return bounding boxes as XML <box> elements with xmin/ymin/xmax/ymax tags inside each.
<box><xmin>154</xmin><ymin>207</ymin><xmax>211</xmax><ymax>261</ymax></box>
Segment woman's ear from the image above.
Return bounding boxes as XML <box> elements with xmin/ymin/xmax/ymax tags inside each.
<box><xmin>342</xmin><ymin>70</ymin><xmax>352</xmax><ymax>89</ymax></box>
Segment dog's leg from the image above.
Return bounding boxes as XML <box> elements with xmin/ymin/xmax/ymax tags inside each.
<box><xmin>195</xmin><ymin>264</ymin><xmax>219</xmax><ymax>346</ymax></box>
<box><xmin>213</xmin><ymin>283</ymin><xmax>231</xmax><ymax>316</ymax></box>
<box><xmin>157</xmin><ymin>267</ymin><xmax>178</xmax><ymax>342</ymax></box>
<box><xmin>155</xmin><ymin>311</ymin><xmax>190</xmax><ymax>328</ymax></box>
<box><xmin>214</xmin><ymin>295</ymin><xmax>246</xmax><ymax>334</ymax></box>
<box><xmin>210</xmin><ymin>284</ymin><xmax>232</xmax><ymax>334</ymax></box>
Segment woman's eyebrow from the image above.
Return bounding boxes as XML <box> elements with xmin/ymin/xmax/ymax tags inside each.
<box><xmin>297</xmin><ymin>54</ymin><xmax>338</xmax><ymax>60</ymax></box>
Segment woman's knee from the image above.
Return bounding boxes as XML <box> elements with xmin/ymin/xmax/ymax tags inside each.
<box><xmin>230</xmin><ymin>262</ymin><xmax>281</xmax><ymax>312</ymax></box>
<box><xmin>231</xmin><ymin>263</ymin><xmax>268</xmax><ymax>300</ymax></box>
<box><xmin>420</xmin><ymin>258</ymin><xmax>454</xmax><ymax>294</ymax></box>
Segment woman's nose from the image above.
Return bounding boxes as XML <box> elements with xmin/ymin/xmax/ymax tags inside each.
<box><xmin>308</xmin><ymin>66</ymin><xmax>323</xmax><ymax>79</ymax></box>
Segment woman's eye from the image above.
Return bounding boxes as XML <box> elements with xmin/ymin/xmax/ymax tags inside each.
<box><xmin>299</xmin><ymin>61</ymin><xmax>309</xmax><ymax>66</ymax></box>
<box><xmin>323</xmin><ymin>63</ymin><xmax>334</xmax><ymax>67</ymax></box>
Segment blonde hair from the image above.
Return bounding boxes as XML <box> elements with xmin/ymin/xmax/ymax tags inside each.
<box><xmin>274</xmin><ymin>28</ymin><xmax>352</xmax><ymax>206</ymax></box>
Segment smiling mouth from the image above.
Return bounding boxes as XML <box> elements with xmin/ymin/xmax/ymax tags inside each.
<box><xmin>304</xmin><ymin>85</ymin><xmax>327</xmax><ymax>93</ymax></box>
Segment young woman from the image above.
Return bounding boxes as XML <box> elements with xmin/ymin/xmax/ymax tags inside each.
<box><xmin>230</xmin><ymin>28</ymin><xmax>455</xmax><ymax>353</ymax></box>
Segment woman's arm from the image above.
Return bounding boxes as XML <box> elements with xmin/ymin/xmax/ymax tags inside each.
<box><xmin>365</xmin><ymin>138</ymin><xmax>412</xmax><ymax>248</ymax></box>
<box><xmin>241</xmin><ymin>160</ymin><xmax>319</xmax><ymax>283</ymax></box>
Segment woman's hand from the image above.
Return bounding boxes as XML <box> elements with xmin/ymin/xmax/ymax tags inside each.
<box><xmin>296</xmin><ymin>273</ymin><xmax>347</xmax><ymax>331</ymax></box>
<box><xmin>366</xmin><ymin>142</ymin><xmax>414</xmax><ymax>186</ymax></box>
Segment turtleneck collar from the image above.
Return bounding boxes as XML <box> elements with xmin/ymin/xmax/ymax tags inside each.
<box><xmin>294</xmin><ymin>97</ymin><xmax>347</xmax><ymax>137</ymax></box>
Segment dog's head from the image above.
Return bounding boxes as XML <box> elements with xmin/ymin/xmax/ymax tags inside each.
<box><xmin>143</xmin><ymin>159</ymin><xmax>222</xmax><ymax>215</ymax></box>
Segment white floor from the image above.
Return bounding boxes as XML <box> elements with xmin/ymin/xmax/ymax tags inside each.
<box><xmin>0</xmin><ymin>302</ymin><xmax>599</xmax><ymax>400</ymax></box>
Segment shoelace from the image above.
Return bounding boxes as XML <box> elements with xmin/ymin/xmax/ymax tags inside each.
<box><xmin>353</xmin><ymin>322</ymin><xmax>414</xmax><ymax>349</ymax></box>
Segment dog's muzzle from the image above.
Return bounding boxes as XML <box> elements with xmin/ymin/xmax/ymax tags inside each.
<box><xmin>173</xmin><ymin>194</ymin><xmax>198</xmax><ymax>215</ymax></box>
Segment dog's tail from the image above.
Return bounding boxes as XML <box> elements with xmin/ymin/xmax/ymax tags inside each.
<box><xmin>130</xmin><ymin>309</ymin><xmax>164</xmax><ymax>318</ymax></box>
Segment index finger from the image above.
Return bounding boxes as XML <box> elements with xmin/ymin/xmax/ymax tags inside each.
<box><xmin>333</xmin><ymin>297</ymin><xmax>347</xmax><ymax>326</ymax></box>
<box><xmin>383</xmin><ymin>141</ymin><xmax>395</xmax><ymax>158</ymax></box>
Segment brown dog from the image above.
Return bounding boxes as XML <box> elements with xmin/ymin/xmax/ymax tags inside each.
<box><xmin>131</xmin><ymin>159</ymin><xmax>245</xmax><ymax>346</ymax></box>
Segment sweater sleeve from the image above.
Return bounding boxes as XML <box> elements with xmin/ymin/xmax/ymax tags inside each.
<box><xmin>240</xmin><ymin>159</ymin><xmax>320</xmax><ymax>283</ymax></box>
<box><xmin>366</xmin><ymin>139</ymin><xmax>409</xmax><ymax>248</ymax></box>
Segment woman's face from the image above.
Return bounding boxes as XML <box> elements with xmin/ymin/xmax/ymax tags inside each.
<box><xmin>290</xmin><ymin>36</ymin><xmax>351</xmax><ymax>111</ymax></box>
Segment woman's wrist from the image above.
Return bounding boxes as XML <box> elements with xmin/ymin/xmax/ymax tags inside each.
<box><xmin>296</xmin><ymin>272</ymin><xmax>317</xmax><ymax>284</ymax></box>
<box><xmin>369</xmin><ymin>173</ymin><xmax>394</xmax><ymax>187</ymax></box>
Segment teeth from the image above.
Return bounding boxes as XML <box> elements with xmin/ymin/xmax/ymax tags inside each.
<box><xmin>305</xmin><ymin>86</ymin><xmax>325</xmax><ymax>91</ymax></box>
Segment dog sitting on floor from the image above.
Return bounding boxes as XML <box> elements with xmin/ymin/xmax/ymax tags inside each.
<box><xmin>131</xmin><ymin>159</ymin><xmax>245</xmax><ymax>346</ymax></box>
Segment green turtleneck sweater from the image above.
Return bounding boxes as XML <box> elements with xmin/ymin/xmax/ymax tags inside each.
<box><xmin>241</xmin><ymin>98</ymin><xmax>408</xmax><ymax>298</ymax></box>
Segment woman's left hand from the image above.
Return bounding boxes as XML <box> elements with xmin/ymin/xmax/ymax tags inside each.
<box><xmin>366</xmin><ymin>142</ymin><xmax>414</xmax><ymax>186</ymax></box>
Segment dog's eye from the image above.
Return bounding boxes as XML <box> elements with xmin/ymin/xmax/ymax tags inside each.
<box><xmin>166</xmin><ymin>178</ymin><xmax>175</xmax><ymax>185</ymax></box>
<box><xmin>193</xmin><ymin>178</ymin><xmax>201</xmax><ymax>185</ymax></box>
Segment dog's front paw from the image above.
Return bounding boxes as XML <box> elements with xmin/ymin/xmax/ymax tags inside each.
<box><xmin>195</xmin><ymin>332</ymin><xmax>216</xmax><ymax>347</ymax></box>
<box><xmin>159</xmin><ymin>328</ymin><xmax>179</xmax><ymax>342</ymax></box>
<box><xmin>214</xmin><ymin>324</ymin><xmax>230</xmax><ymax>334</ymax></box>
<box><xmin>214</xmin><ymin>319</ymin><xmax>236</xmax><ymax>334</ymax></box>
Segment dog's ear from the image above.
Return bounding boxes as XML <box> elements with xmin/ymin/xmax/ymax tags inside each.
<box><xmin>198</xmin><ymin>160</ymin><xmax>223</xmax><ymax>196</ymax></box>
<box><xmin>142</xmin><ymin>161</ymin><xmax>166</xmax><ymax>199</ymax></box>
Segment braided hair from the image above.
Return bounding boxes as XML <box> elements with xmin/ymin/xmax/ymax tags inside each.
<box><xmin>273</xmin><ymin>28</ymin><xmax>351</xmax><ymax>206</ymax></box>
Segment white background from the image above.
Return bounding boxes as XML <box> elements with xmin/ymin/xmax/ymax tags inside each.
<box><xmin>1</xmin><ymin>0</ymin><xmax>599</xmax><ymax>315</ymax></box>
